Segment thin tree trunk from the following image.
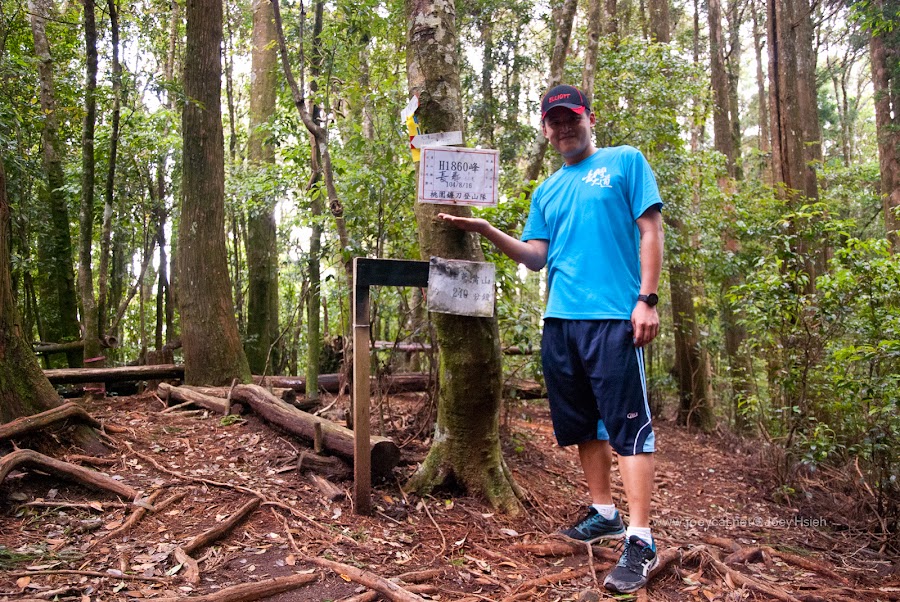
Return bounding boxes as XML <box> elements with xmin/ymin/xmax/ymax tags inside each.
<box><xmin>178</xmin><ymin>0</ymin><xmax>251</xmax><ymax>385</ymax></box>
<box><xmin>245</xmin><ymin>0</ymin><xmax>280</xmax><ymax>374</ymax></box>
<box><xmin>751</xmin><ymin>0</ymin><xmax>770</xmax><ymax>177</ymax></box>
<box><xmin>709</xmin><ymin>0</ymin><xmax>736</xmax><ymax>178</ymax></box>
<box><xmin>98</xmin><ymin>0</ymin><xmax>121</xmax><ymax>338</ymax></box>
<box><xmin>870</xmin><ymin>18</ymin><xmax>900</xmax><ymax>251</ymax></box>
<box><xmin>28</xmin><ymin>0</ymin><xmax>81</xmax><ymax>368</ymax></box>
<box><xmin>78</xmin><ymin>0</ymin><xmax>103</xmax><ymax>376</ymax></box>
<box><xmin>522</xmin><ymin>0</ymin><xmax>578</xmax><ymax>187</ymax></box>
<box><xmin>726</xmin><ymin>0</ymin><xmax>743</xmax><ymax>180</ymax></box>
<box><xmin>405</xmin><ymin>0</ymin><xmax>519</xmax><ymax>513</ymax></box>
<box><xmin>270</xmin><ymin>0</ymin><xmax>351</xmax><ymax>279</ymax></box>
<box><xmin>582</xmin><ymin>0</ymin><xmax>604</xmax><ymax>97</ymax></box>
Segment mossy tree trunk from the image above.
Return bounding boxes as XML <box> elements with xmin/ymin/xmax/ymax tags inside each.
<box><xmin>178</xmin><ymin>0</ymin><xmax>251</xmax><ymax>386</ymax></box>
<box><xmin>405</xmin><ymin>0</ymin><xmax>519</xmax><ymax>514</ymax></box>
<box><xmin>0</xmin><ymin>161</ymin><xmax>104</xmax><ymax>452</ymax></box>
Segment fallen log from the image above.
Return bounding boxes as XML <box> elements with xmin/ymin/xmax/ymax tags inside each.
<box><xmin>254</xmin><ymin>372</ymin><xmax>429</xmax><ymax>395</ymax></box>
<box><xmin>230</xmin><ymin>384</ymin><xmax>400</xmax><ymax>476</ymax></box>
<box><xmin>157</xmin><ymin>382</ymin><xmax>230</xmax><ymax>414</ymax></box>
<box><xmin>44</xmin><ymin>364</ymin><xmax>185</xmax><ymax>384</ymax></box>
<box><xmin>33</xmin><ymin>335</ymin><xmax>118</xmax><ymax>355</ymax></box>
<box><xmin>177</xmin><ymin>385</ymin><xmax>317</xmax><ymax>410</ymax></box>
<box><xmin>0</xmin><ymin>402</ymin><xmax>102</xmax><ymax>440</ymax></box>
<box><xmin>0</xmin><ymin>449</ymin><xmax>137</xmax><ymax>500</ymax></box>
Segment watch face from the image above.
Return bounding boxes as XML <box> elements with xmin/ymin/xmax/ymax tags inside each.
<box><xmin>640</xmin><ymin>293</ymin><xmax>659</xmax><ymax>307</ymax></box>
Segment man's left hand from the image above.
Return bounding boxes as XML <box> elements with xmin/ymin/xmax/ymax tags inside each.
<box><xmin>631</xmin><ymin>302</ymin><xmax>659</xmax><ymax>347</ymax></box>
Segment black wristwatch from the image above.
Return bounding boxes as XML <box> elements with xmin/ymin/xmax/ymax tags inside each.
<box><xmin>638</xmin><ymin>293</ymin><xmax>659</xmax><ymax>307</ymax></box>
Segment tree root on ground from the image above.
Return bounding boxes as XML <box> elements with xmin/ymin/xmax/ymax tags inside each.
<box><xmin>0</xmin><ymin>402</ymin><xmax>103</xmax><ymax>440</ymax></box>
<box><xmin>0</xmin><ymin>449</ymin><xmax>137</xmax><ymax>500</ymax></box>
<box><xmin>152</xmin><ymin>572</ymin><xmax>318</xmax><ymax>602</ymax></box>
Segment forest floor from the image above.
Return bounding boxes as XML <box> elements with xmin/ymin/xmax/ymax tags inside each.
<box><xmin>0</xmin><ymin>385</ymin><xmax>898</xmax><ymax>602</ymax></box>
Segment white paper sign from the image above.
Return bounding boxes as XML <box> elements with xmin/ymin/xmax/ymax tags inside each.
<box><xmin>410</xmin><ymin>131</ymin><xmax>464</xmax><ymax>148</ymax></box>
<box><xmin>426</xmin><ymin>257</ymin><xmax>495</xmax><ymax>318</ymax></box>
<box><xmin>418</xmin><ymin>147</ymin><xmax>499</xmax><ymax>207</ymax></box>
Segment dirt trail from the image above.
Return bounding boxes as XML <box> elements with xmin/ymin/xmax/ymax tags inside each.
<box><xmin>0</xmin><ymin>390</ymin><xmax>896</xmax><ymax>601</ymax></box>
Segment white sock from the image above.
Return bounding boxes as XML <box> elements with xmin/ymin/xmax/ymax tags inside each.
<box><xmin>591</xmin><ymin>503</ymin><xmax>617</xmax><ymax>519</ymax></box>
<box><xmin>626</xmin><ymin>526</ymin><xmax>654</xmax><ymax>546</ymax></box>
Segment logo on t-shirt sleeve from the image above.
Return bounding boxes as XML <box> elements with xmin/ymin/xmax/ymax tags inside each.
<box><xmin>582</xmin><ymin>167</ymin><xmax>612</xmax><ymax>188</ymax></box>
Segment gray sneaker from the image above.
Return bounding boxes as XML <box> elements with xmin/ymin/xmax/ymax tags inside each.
<box><xmin>557</xmin><ymin>507</ymin><xmax>626</xmax><ymax>544</ymax></box>
<box><xmin>603</xmin><ymin>535</ymin><xmax>659</xmax><ymax>593</ymax></box>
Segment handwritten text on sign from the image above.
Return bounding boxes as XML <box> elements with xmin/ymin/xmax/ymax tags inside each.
<box><xmin>418</xmin><ymin>147</ymin><xmax>499</xmax><ymax>207</ymax></box>
<box><xmin>427</xmin><ymin>257</ymin><xmax>495</xmax><ymax>318</ymax></box>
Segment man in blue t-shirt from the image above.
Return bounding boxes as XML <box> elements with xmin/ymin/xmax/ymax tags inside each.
<box><xmin>437</xmin><ymin>84</ymin><xmax>664</xmax><ymax>593</ymax></box>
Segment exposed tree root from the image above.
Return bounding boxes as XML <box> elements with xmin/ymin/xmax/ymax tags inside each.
<box><xmin>152</xmin><ymin>572</ymin><xmax>318</xmax><ymax>602</ymax></box>
<box><xmin>0</xmin><ymin>449</ymin><xmax>137</xmax><ymax>500</ymax></box>
<box><xmin>0</xmin><ymin>402</ymin><xmax>101</xmax><ymax>440</ymax></box>
<box><xmin>500</xmin><ymin>566</ymin><xmax>594</xmax><ymax>602</ymax></box>
<box><xmin>182</xmin><ymin>497</ymin><xmax>261</xmax><ymax>555</ymax></box>
<box><xmin>512</xmin><ymin>540</ymin><xmax>621</xmax><ymax>563</ymax></box>
<box><xmin>9</xmin><ymin>569</ymin><xmax>167</xmax><ymax>583</ymax></box>
<box><xmin>303</xmin><ymin>555</ymin><xmax>428</xmax><ymax>602</ymax></box>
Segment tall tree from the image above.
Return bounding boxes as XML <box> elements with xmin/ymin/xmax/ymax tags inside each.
<box><xmin>178</xmin><ymin>0</ymin><xmax>251</xmax><ymax>385</ymax></box>
<box><xmin>405</xmin><ymin>0</ymin><xmax>519</xmax><ymax>513</ymax></box>
<box><xmin>245</xmin><ymin>0</ymin><xmax>280</xmax><ymax>374</ymax></box>
<box><xmin>78</xmin><ymin>0</ymin><xmax>102</xmax><ymax>374</ymax></box>
<box><xmin>27</xmin><ymin>0</ymin><xmax>81</xmax><ymax>367</ymax></box>
<box><xmin>751</xmin><ymin>0</ymin><xmax>770</xmax><ymax>170</ymax></box>
<box><xmin>869</xmin><ymin>0</ymin><xmax>900</xmax><ymax>250</ymax></box>
<box><xmin>652</xmin><ymin>0</ymin><xmax>714</xmax><ymax>431</ymax></box>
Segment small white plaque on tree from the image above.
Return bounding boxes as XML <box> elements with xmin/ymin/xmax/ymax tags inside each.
<box><xmin>418</xmin><ymin>147</ymin><xmax>499</xmax><ymax>207</ymax></box>
<box><xmin>426</xmin><ymin>257</ymin><xmax>496</xmax><ymax>318</ymax></box>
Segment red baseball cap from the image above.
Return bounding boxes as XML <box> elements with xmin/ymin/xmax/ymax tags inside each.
<box><xmin>541</xmin><ymin>84</ymin><xmax>591</xmax><ymax>120</ymax></box>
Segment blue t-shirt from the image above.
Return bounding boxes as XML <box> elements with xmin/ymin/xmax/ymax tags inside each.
<box><xmin>521</xmin><ymin>146</ymin><xmax>663</xmax><ymax>320</ymax></box>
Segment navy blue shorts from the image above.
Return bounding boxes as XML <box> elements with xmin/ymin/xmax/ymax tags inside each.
<box><xmin>541</xmin><ymin>319</ymin><xmax>655</xmax><ymax>455</ymax></box>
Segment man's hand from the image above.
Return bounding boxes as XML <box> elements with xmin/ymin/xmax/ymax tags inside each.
<box><xmin>631</xmin><ymin>302</ymin><xmax>659</xmax><ymax>347</ymax></box>
<box><xmin>436</xmin><ymin>212</ymin><xmax>489</xmax><ymax>234</ymax></box>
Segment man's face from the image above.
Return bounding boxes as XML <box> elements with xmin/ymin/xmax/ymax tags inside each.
<box><xmin>541</xmin><ymin>106</ymin><xmax>596</xmax><ymax>164</ymax></box>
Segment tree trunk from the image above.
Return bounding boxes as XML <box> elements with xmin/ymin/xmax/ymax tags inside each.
<box><xmin>79</xmin><ymin>0</ymin><xmax>103</xmax><ymax>378</ymax></box>
<box><xmin>178</xmin><ymin>0</ymin><xmax>251</xmax><ymax>386</ymax></box>
<box><xmin>582</xmin><ymin>0</ymin><xmax>604</xmax><ymax>97</ymax></box>
<box><xmin>870</xmin><ymin>16</ymin><xmax>900</xmax><ymax>251</ymax></box>
<box><xmin>245</xmin><ymin>0</ymin><xmax>280</xmax><ymax>374</ymax></box>
<box><xmin>405</xmin><ymin>0</ymin><xmax>519</xmax><ymax>513</ymax></box>
<box><xmin>0</xmin><ymin>156</ymin><xmax>103</xmax><ymax>451</ymax></box>
<box><xmin>28</xmin><ymin>0</ymin><xmax>81</xmax><ymax>368</ymax></box>
<box><xmin>98</xmin><ymin>0</ymin><xmax>121</xmax><ymax>337</ymax></box>
<box><xmin>522</xmin><ymin>0</ymin><xmax>578</xmax><ymax>187</ymax></box>
<box><xmin>751</xmin><ymin>0</ymin><xmax>770</xmax><ymax>174</ymax></box>
<box><xmin>709</xmin><ymin>0</ymin><xmax>736</xmax><ymax>178</ymax></box>
<box><xmin>647</xmin><ymin>0</ymin><xmax>668</xmax><ymax>42</ymax></box>
<box><xmin>768</xmin><ymin>0</ymin><xmax>818</xmax><ymax>286</ymax></box>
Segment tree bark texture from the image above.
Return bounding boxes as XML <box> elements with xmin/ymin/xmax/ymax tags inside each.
<box><xmin>405</xmin><ymin>0</ymin><xmax>518</xmax><ymax>513</ymax></box>
<box><xmin>709</xmin><ymin>0</ymin><xmax>736</xmax><ymax>178</ymax></box>
<box><xmin>245</xmin><ymin>0</ymin><xmax>280</xmax><ymax>374</ymax></box>
<box><xmin>179</xmin><ymin>0</ymin><xmax>251</xmax><ymax>386</ymax></box>
<box><xmin>582</xmin><ymin>0</ymin><xmax>604</xmax><ymax>97</ymax></box>
<box><xmin>28</xmin><ymin>0</ymin><xmax>81</xmax><ymax>368</ymax></box>
<box><xmin>79</xmin><ymin>0</ymin><xmax>103</xmax><ymax>370</ymax></box>
<box><xmin>767</xmin><ymin>0</ymin><xmax>817</xmax><ymax>286</ymax></box>
<box><xmin>751</xmin><ymin>0</ymin><xmax>770</xmax><ymax>164</ymax></box>
<box><xmin>870</xmin><ymin>17</ymin><xmax>900</xmax><ymax>251</ymax></box>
